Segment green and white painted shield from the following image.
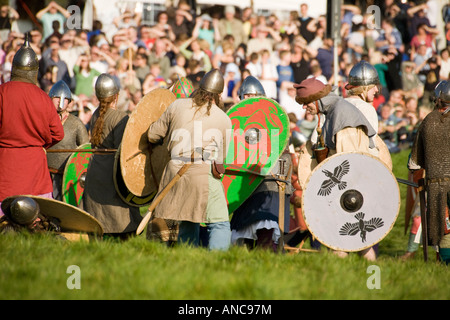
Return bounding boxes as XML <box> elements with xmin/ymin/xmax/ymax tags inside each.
<box><xmin>62</xmin><ymin>143</ymin><xmax>92</xmax><ymax>207</ymax></box>
<box><xmin>221</xmin><ymin>97</ymin><xmax>290</xmax><ymax>213</ymax></box>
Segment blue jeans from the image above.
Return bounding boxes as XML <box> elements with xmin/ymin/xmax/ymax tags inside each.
<box><xmin>178</xmin><ymin>221</ymin><xmax>231</xmax><ymax>251</ymax></box>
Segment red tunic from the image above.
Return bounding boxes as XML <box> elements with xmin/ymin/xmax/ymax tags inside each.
<box><xmin>0</xmin><ymin>81</ymin><xmax>64</xmax><ymax>201</ymax></box>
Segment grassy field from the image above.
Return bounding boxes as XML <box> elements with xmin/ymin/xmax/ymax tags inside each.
<box><xmin>0</xmin><ymin>149</ymin><xmax>448</xmax><ymax>301</ymax></box>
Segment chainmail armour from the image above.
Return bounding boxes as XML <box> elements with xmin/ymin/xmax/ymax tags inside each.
<box><xmin>410</xmin><ymin>110</ymin><xmax>450</xmax><ymax>246</ymax></box>
<box><xmin>47</xmin><ymin>114</ymin><xmax>89</xmax><ymax>171</ymax></box>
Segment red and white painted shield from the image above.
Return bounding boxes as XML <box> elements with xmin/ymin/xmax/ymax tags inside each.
<box><xmin>301</xmin><ymin>152</ymin><xmax>400</xmax><ymax>252</ymax></box>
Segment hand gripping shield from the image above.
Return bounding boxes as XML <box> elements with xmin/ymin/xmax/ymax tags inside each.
<box><xmin>301</xmin><ymin>152</ymin><xmax>400</xmax><ymax>252</ymax></box>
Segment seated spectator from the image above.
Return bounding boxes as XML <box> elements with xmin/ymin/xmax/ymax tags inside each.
<box><xmin>315</xmin><ymin>37</ymin><xmax>334</xmax><ymax>82</ymax></box>
<box><xmin>115</xmin><ymin>57</ymin><xmax>141</xmax><ymax>96</ymax></box>
<box><xmin>410</xmin><ymin>23</ymin><xmax>438</xmax><ymax>53</ymax></box>
<box><xmin>218</xmin><ymin>5</ymin><xmax>246</xmax><ymax>47</ymax></box>
<box><xmin>29</xmin><ymin>29</ymin><xmax>43</xmax><ymax>58</ymax></box>
<box><xmin>283</xmin><ymin>10</ymin><xmax>300</xmax><ymax>43</ymax></box>
<box><xmin>36</xmin><ymin>1</ymin><xmax>70</xmax><ymax>43</ymax></box>
<box><xmin>153</xmin><ymin>11</ymin><xmax>176</xmax><ymax>42</ymax></box>
<box><xmin>185</xmin><ymin>59</ymin><xmax>201</xmax><ymax>76</ymax></box>
<box><xmin>212</xmin><ymin>41</ymin><xmax>235</xmax><ymax>70</ymax></box>
<box><xmin>59</xmin><ymin>30</ymin><xmax>90</xmax><ymax>79</ymax></box>
<box><xmin>405</xmin><ymin>96</ymin><xmax>419</xmax><ymax>115</ymax></box>
<box><xmin>418</xmin><ymin>56</ymin><xmax>440</xmax><ymax>106</ymax></box>
<box><xmin>378</xmin><ymin>104</ymin><xmax>400</xmax><ymax>153</ymax></box>
<box><xmin>412</xmin><ymin>43</ymin><xmax>433</xmax><ymax>83</ymax></box>
<box><xmin>133</xmin><ymin>53</ymin><xmax>150</xmax><ymax>85</ymax></box>
<box><xmin>375</xmin><ymin>18</ymin><xmax>403</xmax><ymax>52</ymax></box>
<box><xmin>179</xmin><ymin>36</ymin><xmax>212</xmax><ymax>73</ymax></box>
<box><xmin>192</xmin><ymin>14</ymin><xmax>220</xmax><ymax>50</ymax></box>
<box><xmin>231</xmin><ymin>69</ymin><xmax>251</xmax><ymax>104</ymax></box>
<box><xmin>290</xmin><ymin>39</ymin><xmax>310</xmax><ymax>84</ymax></box>
<box><xmin>0</xmin><ymin>5</ymin><xmax>19</xmax><ymax>42</ymax></box>
<box><xmin>407</xmin><ymin>2</ymin><xmax>439</xmax><ymax>39</ymax></box>
<box><xmin>383</xmin><ymin>47</ymin><xmax>403</xmax><ymax>92</ymax></box>
<box><xmin>346</xmin><ymin>15</ymin><xmax>366</xmax><ymax>64</ymax></box>
<box><xmin>276</xmin><ymin>50</ymin><xmax>295</xmax><ymax>97</ymax></box>
<box><xmin>73</xmin><ymin>53</ymin><xmax>101</xmax><ymax>98</ymax></box>
<box><xmin>439</xmin><ymin>48</ymin><xmax>450</xmax><ymax>81</ymax></box>
<box><xmin>168</xmin><ymin>0</ymin><xmax>194</xmax><ymax>38</ymax></box>
<box><xmin>169</xmin><ymin>53</ymin><xmax>187</xmax><ymax>78</ymax></box>
<box><xmin>246</xmin><ymin>24</ymin><xmax>280</xmax><ymax>57</ymax></box>
<box><xmin>259</xmin><ymin>49</ymin><xmax>278</xmax><ymax>100</ymax></box>
<box><xmin>245</xmin><ymin>52</ymin><xmax>261</xmax><ymax>78</ymax></box>
<box><xmin>297</xmin><ymin>109</ymin><xmax>318</xmax><ymax>139</ymax></box>
<box><xmin>279</xmin><ymin>81</ymin><xmax>304</xmax><ymax>121</ymax></box>
<box><xmin>147</xmin><ymin>37</ymin><xmax>171</xmax><ymax>81</ymax></box>
<box><xmin>89</xmin><ymin>45</ymin><xmax>114</xmax><ymax>74</ymax></box>
<box><xmin>392</xmin><ymin>104</ymin><xmax>411</xmax><ymax>149</ymax></box>
<box><xmin>401</xmin><ymin>61</ymin><xmax>424</xmax><ymax>99</ymax></box>
<box><xmin>38</xmin><ymin>35</ymin><xmax>72</xmax><ymax>90</ymax></box>
<box><xmin>307</xmin><ymin>64</ymin><xmax>327</xmax><ymax>84</ymax></box>
<box><xmin>223</xmin><ymin>62</ymin><xmax>240</xmax><ymax>102</ymax></box>
<box><xmin>113</xmin><ymin>9</ymin><xmax>141</xmax><ymax>30</ymax></box>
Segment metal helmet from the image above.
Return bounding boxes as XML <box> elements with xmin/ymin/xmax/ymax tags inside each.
<box><xmin>238</xmin><ymin>75</ymin><xmax>266</xmax><ymax>100</ymax></box>
<box><xmin>12</xmin><ymin>33</ymin><xmax>39</xmax><ymax>72</ymax></box>
<box><xmin>199</xmin><ymin>69</ymin><xmax>224</xmax><ymax>94</ymax></box>
<box><xmin>347</xmin><ymin>60</ymin><xmax>380</xmax><ymax>87</ymax></box>
<box><xmin>8</xmin><ymin>197</ymin><xmax>40</xmax><ymax>226</ymax></box>
<box><xmin>49</xmin><ymin>80</ymin><xmax>72</xmax><ymax>112</ymax></box>
<box><xmin>435</xmin><ymin>81</ymin><xmax>450</xmax><ymax>103</ymax></box>
<box><xmin>290</xmin><ymin>130</ymin><xmax>308</xmax><ymax>149</ymax></box>
<box><xmin>11</xmin><ymin>33</ymin><xmax>39</xmax><ymax>82</ymax></box>
<box><xmin>95</xmin><ymin>73</ymin><xmax>120</xmax><ymax>100</ymax></box>
<box><xmin>434</xmin><ymin>80</ymin><xmax>447</xmax><ymax>103</ymax></box>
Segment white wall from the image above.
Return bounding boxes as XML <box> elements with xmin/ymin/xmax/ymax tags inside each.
<box><xmin>252</xmin><ymin>0</ymin><xmax>326</xmax><ymax>18</ymax></box>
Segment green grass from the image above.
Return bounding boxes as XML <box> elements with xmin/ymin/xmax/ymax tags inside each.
<box><xmin>0</xmin><ymin>149</ymin><xmax>448</xmax><ymax>300</ymax></box>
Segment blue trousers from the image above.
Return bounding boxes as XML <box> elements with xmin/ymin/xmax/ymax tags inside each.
<box><xmin>178</xmin><ymin>221</ymin><xmax>231</xmax><ymax>251</ymax></box>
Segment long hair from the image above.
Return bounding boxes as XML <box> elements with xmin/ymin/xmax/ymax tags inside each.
<box><xmin>191</xmin><ymin>87</ymin><xmax>223</xmax><ymax>115</ymax></box>
<box><xmin>90</xmin><ymin>94</ymin><xmax>117</xmax><ymax>147</ymax></box>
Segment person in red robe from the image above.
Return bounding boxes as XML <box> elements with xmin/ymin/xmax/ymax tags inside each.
<box><xmin>0</xmin><ymin>34</ymin><xmax>64</xmax><ymax>215</ymax></box>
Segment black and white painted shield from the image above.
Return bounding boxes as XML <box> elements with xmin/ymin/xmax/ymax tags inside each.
<box><xmin>301</xmin><ymin>152</ymin><xmax>400</xmax><ymax>252</ymax></box>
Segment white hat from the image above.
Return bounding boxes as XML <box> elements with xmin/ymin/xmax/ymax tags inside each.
<box><xmin>224</xmin><ymin>5</ymin><xmax>235</xmax><ymax>15</ymax></box>
<box><xmin>201</xmin><ymin>13</ymin><xmax>212</xmax><ymax>22</ymax></box>
<box><xmin>352</xmin><ymin>14</ymin><xmax>363</xmax><ymax>25</ymax></box>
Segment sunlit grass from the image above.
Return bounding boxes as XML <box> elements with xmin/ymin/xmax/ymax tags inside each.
<box><xmin>0</xmin><ymin>149</ymin><xmax>448</xmax><ymax>300</ymax></box>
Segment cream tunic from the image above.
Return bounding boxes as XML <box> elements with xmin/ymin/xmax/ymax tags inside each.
<box><xmin>148</xmin><ymin>98</ymin><xmax>232</xmax><ymax>223</ymax></box>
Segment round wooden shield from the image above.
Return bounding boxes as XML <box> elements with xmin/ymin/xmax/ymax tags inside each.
<box><xmin>1</xmin><ymin>195</ymin><xmax>103</xmax><ymax>236</ymax></box>
<box><xmin>120</xmin><ymin>88</ymin><xmax>176</xmax><ymax>197</ymax></box>
<box><xmin>114</xmin><ymin>145</ymin><xmax>155</xmax><ymax>207</ymax></box>
<box><xmin>221</xmin><ymin>97</ymin><xmax>290</xmax><ymax>213</ymax></box>
<box><xmin>171</xmin><ymin>76</ymin><xmax>194</xmax><ymax>98</ymax></box>
<box><xmin>62</xmin><ymin>143</ymin><xmax>92</xmax><ymax>207</ymax></box>
<box><xmin>301</xmin><ymin>152</ymin><xmax>400</xmax><ymax>252</ymax></box>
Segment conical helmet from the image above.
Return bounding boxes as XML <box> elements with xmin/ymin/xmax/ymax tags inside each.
<box><xmin>238</xmin><ymin>75</ymin><xmax>266</xmax><ymax>100</ymax></box>
<box><xmin>199</xmin><ymin>69</ymin><xmax>224</xmax><ymax>94</ymax></box>
<box><xmin>434</xmin><ymin>80</ymin><xmax>447</xmax><ymax>101</ymax></box>
<box><xmin>347</xmin><ymin>60</ymin><xmax>380</xmax><ymax>87</ymax></box>
<box><xmin>8</xmin><ymin>197</ymin><xmax>40</xmax><ymax>226</ymax></box>
<box><xmin>95</xmin><ymin>73</ymin><xmax>120</xmax><ymax>99</ymax></box>
<box><xmin>49</xmin><ymin>80</ymin><xmax>72</xmax><ymax>112</ymax></box>
<box><xmin>12</xmin><ymin>33</ymin><xmax>39</xmax><ymax>72</ymax></box>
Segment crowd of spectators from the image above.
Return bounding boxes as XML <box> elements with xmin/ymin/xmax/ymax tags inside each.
<box><xmin>0</xmin><ymin>0</ymin><xmax>449</xmax><ymax>153</ymax></box>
